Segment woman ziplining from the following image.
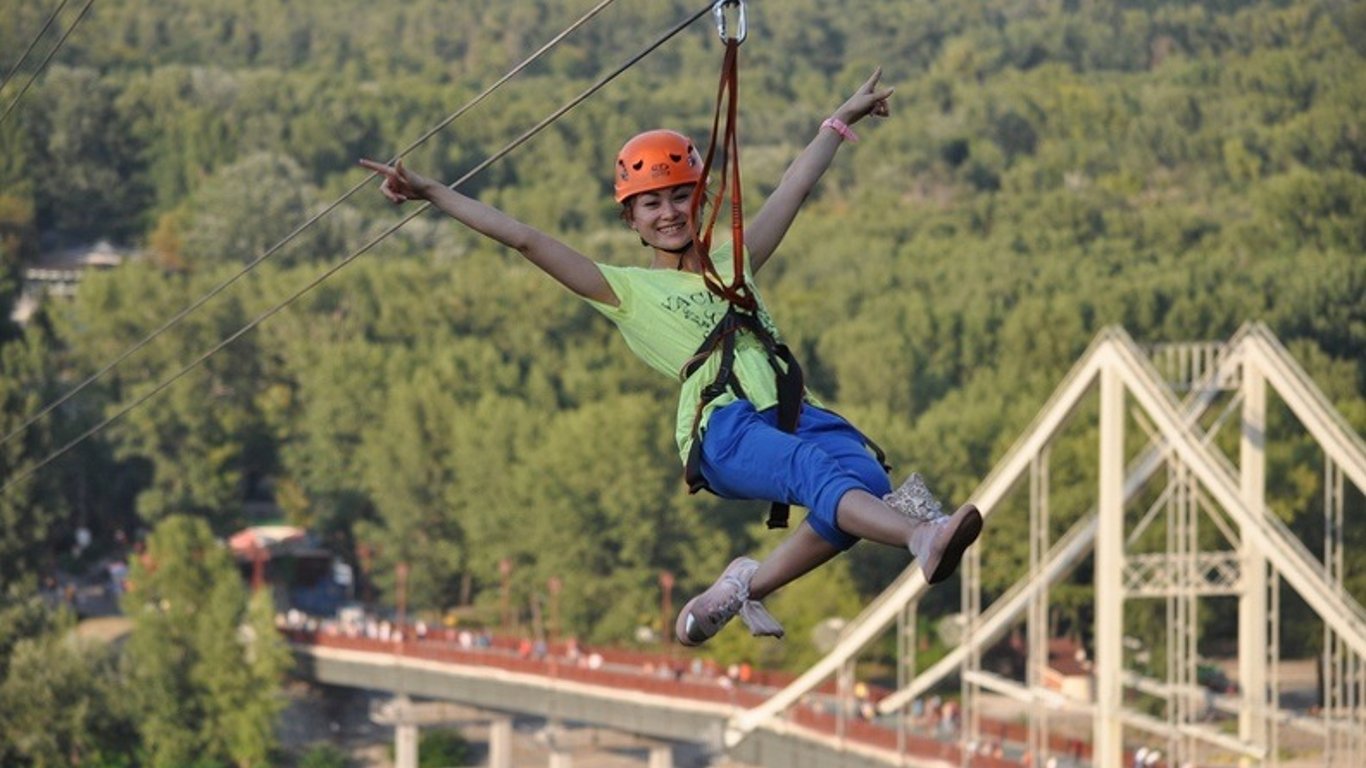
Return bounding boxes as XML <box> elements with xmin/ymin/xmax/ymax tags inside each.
<box><xmin>359</xmin><ymin>65</ymin><xmax>982</xmax><ymax>648</ymax></box>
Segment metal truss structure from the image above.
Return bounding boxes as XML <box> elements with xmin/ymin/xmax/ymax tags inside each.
<box><xmin>726</xmin><ymin>323</ymin><xmax>1366</xmax><ymax>767</ymax></box>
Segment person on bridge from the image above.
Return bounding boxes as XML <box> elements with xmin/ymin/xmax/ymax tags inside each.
<box><xmin>359</xmin><ymin>68</ymin><xmax>982</xmax><ymax>648</ymax></box>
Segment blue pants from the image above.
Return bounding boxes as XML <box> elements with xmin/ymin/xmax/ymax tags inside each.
<box><xmin>698</xmin><ymin>400</ymin><xmax>891</xmax><ymax>550</ymax></box>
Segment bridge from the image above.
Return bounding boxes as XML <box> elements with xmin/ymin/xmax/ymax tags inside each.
<box><xmin>290</xmin><ymin>323</ymin><xmax>1365</xmax><ymax>768</ymax></box>
<box><xmin>289</xmin><ymin>630</ymin><xmax>988</xmax><ymax>768</ymax></box>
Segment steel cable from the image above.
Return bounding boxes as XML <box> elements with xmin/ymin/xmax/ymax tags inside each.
<box><xmin>0</xmin><ymin>0</ymin><xmax>72</xmax><ymax>96</ymax></box>
<box><xmin>0</xmin><ymin>0</ymin><xmax>96</xmax><ymax>128</ymax></box>
<box><xmin>0</xmin><ymin>0</ymin><xmax>621</xmax><ymax>450</ymax></box>
<box><xmin>1</xmin><ymin>1</ymin><xmax>715</xmax><ymax>494</ymax></box>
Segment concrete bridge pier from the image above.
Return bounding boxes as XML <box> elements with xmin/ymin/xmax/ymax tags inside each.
<box><xmin>394</xmin><ymin>720</ymin><xmax>418</xmax><ymax>768</ymax></box>
<box><xmin>373</xmin><ymin>695</ymin><xmax>516</xmax><ymax>768</ymax></box>
<box><xmin>489</xmin><ymin>715</ymin><xmax>513</xmax><ymax>768</ymax></box>
<box><xmin>648</xmin><ymin>744</ymin><xmax>674</xmax><ymax>768</ymax></box>
<box><xmin>378</xmin><ymin>695</ymin><xmax>420</xmax><ymax>768</ymax></box>
<box><xmin>541</xmin><ymin>718</ymin><xmax>573</xmax><ymax>768</ymax></box>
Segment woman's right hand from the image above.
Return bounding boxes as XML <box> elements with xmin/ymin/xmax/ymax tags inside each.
<box><xmin>358</xmin><ymin>158</ymin><xmax>433</xmax><ymax>204</ymax></box>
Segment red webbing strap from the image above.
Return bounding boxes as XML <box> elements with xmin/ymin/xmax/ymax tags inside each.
<box><xmin>690</xmin><ymin>38</ymin><xmax>754</xmax><ymax>312</ymax></box>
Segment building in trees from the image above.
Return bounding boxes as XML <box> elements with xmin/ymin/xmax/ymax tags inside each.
<box><xmin>9</xmin><ymin>240</ymin><xmax>132</xmax><ymax>325</ymax></box>
<box><xmin>229</xmin><ymin>524</ymin><xmax>349</xmax><ymax>616</ymax></box>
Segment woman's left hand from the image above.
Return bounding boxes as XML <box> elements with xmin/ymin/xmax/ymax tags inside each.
<box><xmin>834</xmin><ymin>67</ymin><xmax>894</xmax><ymax>126</ymax></box>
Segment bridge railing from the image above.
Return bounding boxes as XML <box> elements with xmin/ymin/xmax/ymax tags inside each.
<box><xmin>285</xmin><ymin>628</ymin><xmax>1027</xmax><ymax>766</ymax></box>
<box><xmin>290</xmin><ymin>628</ymin><xmax>774</xmax><ymax>710</ymax></box>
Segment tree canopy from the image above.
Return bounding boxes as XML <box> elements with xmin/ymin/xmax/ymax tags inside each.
<box><xmin>0</xmin><ymin>0</ymin><xmax>1361</xmax><ymax>679</ymax></box>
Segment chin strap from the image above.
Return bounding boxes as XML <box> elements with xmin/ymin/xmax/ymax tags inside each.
<box><xmin>661</xmin><ymin>239</ymin><xmax>694</xmax><ymax>270</ymax></box>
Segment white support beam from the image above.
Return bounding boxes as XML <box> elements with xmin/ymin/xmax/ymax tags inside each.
<box><xmin>1107</xmin><ymin>333</ymin><xmax>1366</xmax><ymax>658</ymax></box>
<box><xmin>1239</xmin><ymin>361</ymin><xmax>1269</xmax><ymax>766</ymax></box>
<box><xmin>879</xmin><ymin>336</ymin><xmax>1239</xmax><ymax>716</ymax></box>
<box><xmin>731</xmin><ymin>323</ymin><xmax>1365</xmax><ymax>759</ymax></box>
<box><xmin>965</xmin><ymin>670</ymin><xmax>1267</xmax><ymax>760</ymax></box>
<box><xmin>1094</xmin><ymin>357</ymin><xmax>1126</xmax><ymax>768</ymax></box>
<box><xmin>877</xmin><ymin>515</ymin><xmax>1097</xmax><ymax>714</ymax></box>
<box><xmin>1244</xmin><ymin>328</ymin><xmax>1366</xmax><ymax>492</ymax></box>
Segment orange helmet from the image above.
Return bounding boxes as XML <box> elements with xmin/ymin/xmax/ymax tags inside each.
<box><xmin>613</xmin><ymin>130</ymin><xmax>703</xmax><ymax>203</ymax></box>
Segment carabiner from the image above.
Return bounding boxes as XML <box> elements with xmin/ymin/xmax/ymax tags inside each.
<box><xmin>713</xmin><ymin>0</ymin><xmax>747</xmax><ymax>44</ymax></box>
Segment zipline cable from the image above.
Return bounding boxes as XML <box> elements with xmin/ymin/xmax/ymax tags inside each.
<box><xmin>0</xmin><ymin>0</ymin><xmax>96</xmax><ymax>129</ymax></box>
<box><xmin>0</xmin><ymin>1</ymin><xmax>715</xmax><ymax>495</ymax></box>
<box><xmin>0</xmin><ymin>0</ymin><xmax>623</xmax><ymax>451</ymax></box>
<box><xmin>0</xmin><ymin>0</ymin><xmax>72</xmax><ymax>97</ymax></box>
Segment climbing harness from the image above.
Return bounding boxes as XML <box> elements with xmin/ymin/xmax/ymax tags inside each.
<box><xmin>679</xmin><ymin>300</ymin><xmax>889</xmax><ymax>531</ymax></box>
<box><xmin>681</xmin><ymin>305</ymin><xmax>807</xmax><ymax>529</ymax></box>
<box><xmin>680</xmin><ymin>1</ymin><xmax>888</xmax><ymax>529</ymax></box>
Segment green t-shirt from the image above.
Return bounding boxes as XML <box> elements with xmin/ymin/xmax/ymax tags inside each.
<box><xmin>585</xmin><ymin>242</ymin><xmax>799</xmax><ymax>465</ymax></box>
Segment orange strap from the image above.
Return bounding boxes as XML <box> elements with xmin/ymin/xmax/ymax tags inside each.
<box><xmin>689</xmin><ymin>38</ymin><xmax>755</xmax><ymax>312</ymax></box>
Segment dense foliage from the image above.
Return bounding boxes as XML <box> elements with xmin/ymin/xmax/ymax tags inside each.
<box><xmin>0</xmin><ymin>0</ymin><xmax>1362</xmax><ymax>721</ymax></box>
<box><xmin>121</xmin><ymin>516</ymin><xmax>290</xmax><ymax>768</ymax></box>
<box><xmin>0</xmin><ymin>516</ymin><xmax>286</xmax><ymax>767</ymax></box>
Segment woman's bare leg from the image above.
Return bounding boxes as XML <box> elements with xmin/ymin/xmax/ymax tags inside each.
<box><xmin>832</xmin><ymin>489</ymin><xmax>919</xmax><ymax>546</ymax></box>
<box><xmin>837</xmin><ymin>487</ymin><xmax>983</xmax><ymax>585</ymax></box>
<box><xmin>753</xmin><ymin>487</ymin><xmax>981</xmax><ymax>599</ymax></box>
<box><xmin>677</xmin><ymin>486</ymin><xmax>981</xmax><ymax>645</ymax></box>
<box><xmin>748</xmin><ymin>522</ymin><xmax>841</xmax><ymax>600</ymax></box>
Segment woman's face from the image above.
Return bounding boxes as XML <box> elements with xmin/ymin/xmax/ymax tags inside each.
<box><xmin>627</xmin><ymin>183</ymin><xmax>696</xmax><ymax>251</ymax></box>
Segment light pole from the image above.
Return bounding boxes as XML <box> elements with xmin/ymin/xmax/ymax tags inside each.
<box><xmin>499</xmin><ymin>558</ymin><xmax>513</xmax><ymax>631</ymax></box>
<box><xmin>396</xmin><ymin>561</ymin><xmax>410</xmax><ymax>644</ymax></box>
<box><xmin>250</xmin><ymin>543</ymin><xmax>267</xmax><ymax>593</ymax></box>
<box><xmin>659</xmin><ymin>570</ymin><xmax>675</xmax><ymax>646</ymax></box>
<box><xmin>547</xmin><ymin>576</ymin><xmax>562</xmax><ymax>643</ymax></box>
<box><xmin>356</xmin><ymin>542</ymin><xmax>374</xmax><ymax>606</ymax></box>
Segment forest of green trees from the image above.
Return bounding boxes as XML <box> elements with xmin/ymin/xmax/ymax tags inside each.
<box><xmin>0</xmin><ymin>0</ymin><xmax>1363</xmax><ymax>764</ymax></box>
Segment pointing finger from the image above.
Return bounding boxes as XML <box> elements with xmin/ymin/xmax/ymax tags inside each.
<box><xmin>358</xmin><ymin>158</ymin><xmax>391</xmax><ymax>174</ymax></box>
<box><xmin>862</xmin><ymin>66</ymin><xmax>883</xmax><ymax>93</ymax></box>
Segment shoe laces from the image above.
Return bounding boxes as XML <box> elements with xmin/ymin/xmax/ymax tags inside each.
<box><xmin>699</xmin><ymin>560</ymin><xmax>756</xmax><ymax>627</ymax></box>
<box><xmin>884</xmin><ymin>472</ymin><xmax>945</xmax><ymax>523</ymax></box>
<box><xmin>707</xmin><ymin>573</ymin><xmax>749</xmax><ymax>624</ymax></box>
<box><xmin>739</xmin><ymin>600</ymin><xmax>784</xmax><ymax>637</ymax></box>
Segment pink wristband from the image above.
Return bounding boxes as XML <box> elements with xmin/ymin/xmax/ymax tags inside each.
<box><xmin>821</xmin><ymin>117</ymin><xmax>859</xmax><ymax>143</ymax></box>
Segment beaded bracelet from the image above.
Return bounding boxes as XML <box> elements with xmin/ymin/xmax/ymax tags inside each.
<box><xmin>820</xmin><ymin>117</ymin><xmax>859</xmax><ymax>143</ymax></box>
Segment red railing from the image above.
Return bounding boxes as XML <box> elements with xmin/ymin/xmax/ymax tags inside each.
<box><xmin>284</xmin><ymin>627</ymin><xmax>1047</xmax><ymax>766</ymax></box>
